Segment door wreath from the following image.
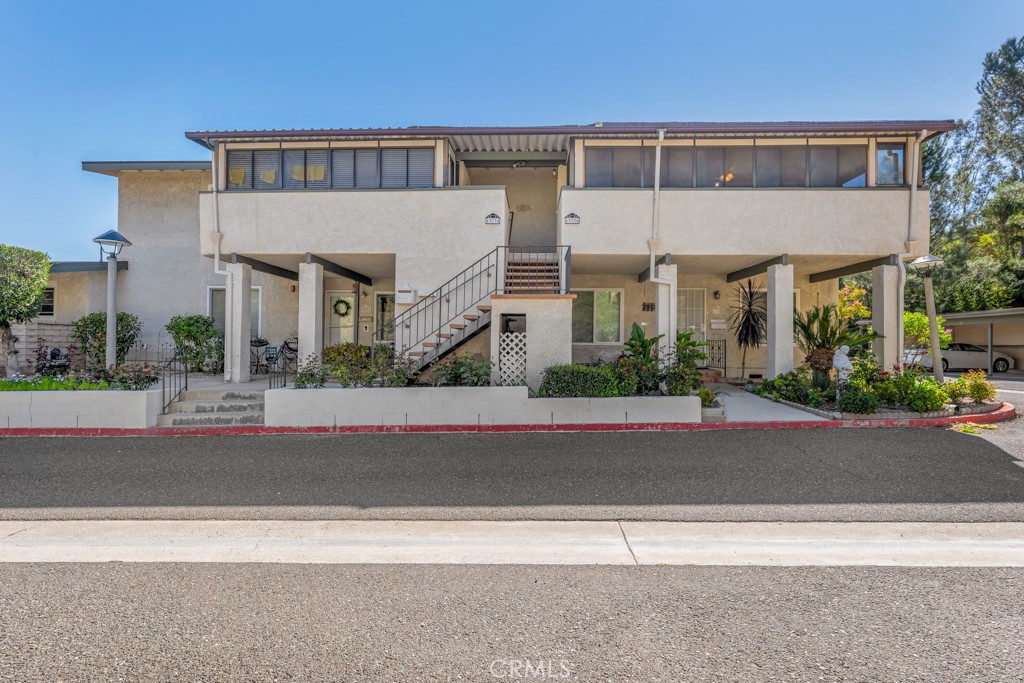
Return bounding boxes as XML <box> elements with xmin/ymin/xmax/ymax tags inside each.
<box><xmin>332</xmin><ymin>298</ymin><xmax>352</xmax><ymax>318</ymax></box>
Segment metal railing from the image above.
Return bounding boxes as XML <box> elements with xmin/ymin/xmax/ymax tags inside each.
<box><xmin>370</xmin><ymin>245</ymin><xmax>571</xmax><ymax>360</ymax></box>
<box><xmin>705</xmin><ymin>339</ymin><xmax>727</xmax><ymax>372</ymax></box>
<box><xmin>160</xmin><ymin>351</ymin><xmax>188</xmax><ymax>414</ymax></box>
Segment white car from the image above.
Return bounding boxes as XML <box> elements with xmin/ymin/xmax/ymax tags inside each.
<box><xmin>905</xmin><ymin>343</ymin><xmax>1015</xmax><ymax>373</ymax></box>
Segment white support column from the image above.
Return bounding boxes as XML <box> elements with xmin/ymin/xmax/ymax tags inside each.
<box><xmin>224</xmin><ymin>262</ymin><xmax>251</xmax><ymax>384</ymax></box>
<box><xmin>871</xmin><ymin>264</ymin><xmax>901</xmax><ymax>372</ymax></box>
<box><xmin>654</xmin><ymin>263</ymin><xmax>678</xmax><ymax>360</ymax></box>
<box><xmin>766</xmin><ymin>263</ymin><xmax>794</xmax><ymax>379</ymax></box>
<box><xmin>298</xmin><ymin>262</ymin><xmax>324</xmax><ymax>362</ymax></box>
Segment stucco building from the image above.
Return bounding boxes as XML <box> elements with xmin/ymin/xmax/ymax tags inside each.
<box><xmin>26</xmin><ymin>120</ymin><xmax>954</xmax><ymax>383</ymax></box>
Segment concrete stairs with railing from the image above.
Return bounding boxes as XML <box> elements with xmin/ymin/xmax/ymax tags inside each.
<box><xmin>156</xmin><ymin>388</ymin><xmax>266</xmax><ymax>427</ymax></box>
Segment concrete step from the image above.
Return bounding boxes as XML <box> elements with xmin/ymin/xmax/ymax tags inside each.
<box><xmin>179</xmin><ymin>389</ymin><xmax>265</xmax><ymax>402</ymax></box>
<box><xmin>167</xmin><ymin>399</ymin><xmax>265</xmax><ymax>414</ymax></box>
<box><xmin>156</xmin><ymin>412</ymin><xmax>265</xmax><ymax>427</ymax></box>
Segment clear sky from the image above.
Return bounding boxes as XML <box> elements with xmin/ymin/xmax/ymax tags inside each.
<box><xmin>0</xmin><ymin>0</ymin><xmax>1021</xmax><ymax>260</ymax></box>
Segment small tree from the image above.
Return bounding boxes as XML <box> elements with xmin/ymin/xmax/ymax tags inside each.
<box><xmin>72</xmin><ymin>312</ymin><xmax>143</xmax><ymax>369</ymax></box>
<box><xmin>903</xmin><ymin>311</ymin><xmax>952</xmax><ymax>350</ymax></box>
<box><xmin>0</xmin><ymin>245</ymin><xmax>51</xmax><ymax>377</ymax></box>
<box><xmin>728</xmin><ymin>279</ymin><xmax>767</xmax><ymax>379</ymax></box>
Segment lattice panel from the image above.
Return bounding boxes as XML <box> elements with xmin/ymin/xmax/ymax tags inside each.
<box><xmin>499</xmin><ymin>332</ymin><xmax>527</xmax><ymax>386</ymax></box>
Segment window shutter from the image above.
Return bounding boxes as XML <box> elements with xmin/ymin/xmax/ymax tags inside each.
<box><xmin>407</xmin><ymin>148</ymin><xmax>434</xmax><ymax>187</ymax></box>
<box><xmin>253</xmin><ymin>151</ymin><xmax>280</xmax><ymax>189</ymax></box>
<box><xmin>283</xmin><ymin>150</ymin><xmax>306</xmax><ymax>189</ymax></box>
<box><xmin>355</xmin><ymin>149</ymin><xmax>379</xmax><ymax>188</ymax></box>
<box><xmin>227</xmin><ymin>150</ymin><xmax>253</xmax><ymax>189</ymax></box>
<box><xmin>331</xmin><ymin>149</ymin><xmax>355</xmax><ymax>188</ymax></box>
<box><xmin>380</xmin><ymin>149</ymin><xmax>408</xmax><ymax>188</ymax></box>
<box><xmin>305</xmin><ymin>149</ymin><xmax>329</xmax><ymax>189</ymax></box>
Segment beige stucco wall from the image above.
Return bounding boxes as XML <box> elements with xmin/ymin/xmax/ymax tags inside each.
<box><xmin>200</xmin><ymin>187</ymin><xmax>509</xmax><ymax>294</ymax></box>
<box><xmin>558</xmin><ymin>188</ymin><xmax>931</xmax><ymax>258</ymax></box>
<box><xmin>468</xmin><ymin>167</ymin><xmax>558</xmax><ymax>247</ymax></box>
<box><xmin>489</xmin><ymin>295</ymin><xmax>574</xmax><ymax>390</ymax></box>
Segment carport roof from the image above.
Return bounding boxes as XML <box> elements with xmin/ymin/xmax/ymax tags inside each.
<box><xmin>942</xmin><ymin>307</ymin><xmax>1024</xmax><ymax>325</ymax></box>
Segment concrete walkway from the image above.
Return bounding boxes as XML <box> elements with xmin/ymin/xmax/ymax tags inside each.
<box><xmin>2</xmin><ymin>520</ymin><xmax>1022</xmax><ymax>566</ymax></box>
<box><xmin>184</xmin><ymin>374</ymin><xmax>269</xmax><ymax>393</ymax></box>
<box><xmin>712</xmin><ymin>382</ymin><xmax>827</xmax><ymax>422</ymax></box>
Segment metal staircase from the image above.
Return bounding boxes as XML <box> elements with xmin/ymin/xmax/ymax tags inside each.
<box><xmin>372</xmin><ymin>245</ymin><xmax>570</xmax><ymax>369</ymax></box>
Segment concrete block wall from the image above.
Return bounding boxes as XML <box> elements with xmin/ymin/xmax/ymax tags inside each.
<box><xmin>264</xmin><ymin>387</ymin><xmax>701</xmax><ymax>427</ymax></box>
<box><xmin>0</xmin><ymin>389</ymin><xmax>161</xmax><ymax>429</ymax></box>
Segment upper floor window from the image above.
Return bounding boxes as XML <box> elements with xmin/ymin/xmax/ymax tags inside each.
<box><xmin>226</xmin><ymin>147</ymin><xmax>434</xmax><ymax>190</ymax></box>
<box><xmin>38</xmin><ymin>288</ymin><xmax>54</xmax><ymax>316</ymax></box>
<box><xmin>809</xmin><ymin>146</ymin><xmax>867</xmax><ymax>187</ymax></box>
<box><xmin>586</xmin><ymin>147</ymin><xmax>694</xmax><ymax>188</ymax></box>
<box><xmin>877</xmin><ymin>143</ymin><xmax>905</xmax><ymax>185</ymax></box>
<box><xmin>696</xmin><ymin>147</ymin><xmax>753</xmax><ymax>187</ymax></box>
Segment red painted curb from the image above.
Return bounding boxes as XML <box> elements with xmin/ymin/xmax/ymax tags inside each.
<box><xmin>0</xmin><ymin>403</ymin><xmax>1014</xmax><ymax>437</ymax></box>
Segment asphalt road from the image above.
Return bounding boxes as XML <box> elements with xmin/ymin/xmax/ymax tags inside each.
<box><xmin>0</xmin><ymin>563</ymin><xmax>1020</xmax><ymax>682</ymax></box>
<box><xmin>2</xmin><ymin>425</ymin><xmax>1024</xmax><ymax>521</ymax></box>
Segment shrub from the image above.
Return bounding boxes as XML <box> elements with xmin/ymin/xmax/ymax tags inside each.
<box><xmin>540</xmin><ymin>364</ymin><xmax>620</xmax><ymax>397</ymax></box>
<box><xmin>322</xmin><ymin>342</ymin><xmax>371</xmax><ymax>386</ymax></box>
<box><xmin>369</xmin><ymin>346</ymin><xmax>418</xmax><ymax>388</ymax></box>
<box><xmin>902</xmin><ymin>378</ymin><xmax>949</xmax><ymax>413</ymax></box>
<box><xmin>0</xmin><ymin>375</ymin><xmax>109</xmax><ymax>391</ymax></box>
<box><xmin>428</xmin><ymin>354</ymin><xmax>491</xmax><ymax>387</ymax></box>
<box><xmin>960</xmin><ymin>369</ymin><xmax>997</xmax><ymax>403</ymax></box>
<box><xmin>697</xmin><ymin>386</ymin><xmax>716</xmax><ymax>407</ymax></box>
<box><xmin>872</xmin><ymin>377</ymin><xmax>901</xmax><ymax>406</ymax></box>
<box><xmin>664</xmin><ymin>331</ymin><xmax>707</xmax><ymax>396</ymax></box>
<box><xmin>294</xmin><ymin>354</ymin><xmax>328</xmax><ymax>389</ymax></box>
<box><xmin>754</xmin><ymin>368</ymin><xmax>826</xmax><ymax>407</ymax></box>
<box><xmin>92</xmin><ymin>363</ymin><xmax>161</xmax><ymax>390</ymax></box>
<box><xmin>71</xmin><ymin>312</ymin><xmax>143</xmax><ymax>369</ymax></box>
<box><xmin>837</xmin><ymin>386</ymin><xmax>880</xmax><ymax>414</ymax></box>
<box><xmin>623</xmin><ymin>323</ymin><xmax>664</xmax><ymax>393</ymax></box>
<box><xmin>611</xmin><ymin>358</ymin><xmax>640</xmax><ymax>397</ymax></box>
<box><xmin>943</xmin><ymin>379</ymin><xmax>969</xmax><ymax>405</ymax></box>
<box><xmin>165</xmin><ymin>315</ymin><xmax>220</xmax><ymax>372</ymax></box>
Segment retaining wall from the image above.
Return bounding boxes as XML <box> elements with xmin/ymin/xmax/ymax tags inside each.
<box><xmin>0</xmin><ymin>389</ymin><xmax>162</xmax><ymax>429</ymax></box>
<box><xmin>265</xmin><ymin>387</ymin><xmax>702</xmax><ymax>427</ymax></box>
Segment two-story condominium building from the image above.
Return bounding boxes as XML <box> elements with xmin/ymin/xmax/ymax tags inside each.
<box><xmin>35</xmin><ymin>120</ymin><xmax>953</xmax><ymax>385</ymax></box>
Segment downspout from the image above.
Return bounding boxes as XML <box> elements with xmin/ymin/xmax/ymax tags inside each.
<box><xmin>896</xmin><ymin>129</ymin><xmax>927</xmax><ymax>358</ymax></box>
<box><xmin>211</xmin><ymin>144</ymin><xmax>228</xmax><ymax>277</ymax></box>
<box><xmin>648</xmin><ymin>129</ymin><xmax>676</xmax><ymax>352</ymax></box>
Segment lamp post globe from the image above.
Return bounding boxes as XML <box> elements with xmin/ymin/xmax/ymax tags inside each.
<box><xmin>93</xmin><ymin>230</ymin><xmax>131</xmax><ymax>369</ymax></box>
<box><xmin>909</xmin><ymin>253</ymin><xmax>945</xmax><ymax>382</ymax></box>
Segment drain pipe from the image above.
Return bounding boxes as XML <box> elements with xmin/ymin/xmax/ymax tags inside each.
<box><xmin>648</xmin><ymin>129</ymin><xmax>676</xmax><ymax>353</ymax></box>
<box><xmin>896</xmin><ymin>129</ymin><xmax>927</xmax><ymax>358</ymax></box>
<box><xmin>209</xmin><ymin>145</ymin><xmax>233</xmax><ymax>382</ymax></box>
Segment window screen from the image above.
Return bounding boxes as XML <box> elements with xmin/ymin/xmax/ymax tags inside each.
<box><xmin>355</xmin><ymin>149</ymin><xmax>379</xmax><ymax>188</ymax></box>
<box><xmin>755</xmin><ymin>146</ymin><xmax>807</xmax><ymax>187</ymax></box>
<box><xmin>664</xmin><ymin>147</ymin><xmax>694</xmax><ymax>188</ymax></box>
<box><xmin>305</xmin><ymin>149</ymin><xmax>329</xmax><ymax>189</ymax></box>
<box><xmin>331</xmin><ymin>149</ymin><xmax>355</xmax><ymax>188</ymax></box>
<box><xmin>283</xmin><ymin>150</ymin><xmax>306</xmax><ymax>190</ymax></box>
<box><xmin>408</xmin><ymin>148</ymin><xmax>434</xmax><ymax>187</ymax></box>
<box><xmin>253</xmin><ymin>151</ymin><xmax>279</xmax><ymax>189</ymax></box>
<box><xmin>381</xmin><ymin>149</ymin><xmax>408</xmax><ymax>188</ymax></box>
<box><xmin>226</xmin><ymin>150</ymin><xmax>253</xmax><ymax>189</ymax></box>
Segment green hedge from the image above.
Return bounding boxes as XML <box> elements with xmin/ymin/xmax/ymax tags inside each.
<box><xmin>539</xmin><ymin>364</ymin><xmax>622</xmax><ymax>397</ymax></box>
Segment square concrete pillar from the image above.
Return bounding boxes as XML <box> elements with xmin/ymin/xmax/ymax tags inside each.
<box><xmin>766</xmin><ymin>263</ymin><xmax>794</xmax><ymax>379</ymax></box>
<box><xmin>872</xmin><ymin>264</ymin><xmax>901</xmax><ymax>371</ymax></box>
<box><xmin>489</xmin><ymin>294</ymin><xmax>574</xmax><ymax>391</ymax></box>
<box><xmin>224</xmin><ymin>262</ymin><xmax>251</xmax><ymax>383</ymax></box>
<box><xmin>654</xmin><ymin>263</ymin><xmax>678</xmax><ymax>360</ymax></box>
<box><xmin>298</xmin><ymin>262</ymin><xmax>324</xmax><ymax>362</ymax></box>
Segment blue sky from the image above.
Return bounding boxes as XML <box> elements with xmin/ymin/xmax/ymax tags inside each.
<box><xmin>1</xmin><ymin>0</ymin><xmax>1021</xmax><ymax>260</ymax></box>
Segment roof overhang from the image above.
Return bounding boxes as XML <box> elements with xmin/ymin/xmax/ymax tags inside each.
<box><xmin>50</xmin><ymin>261</ymin><xmax>129</xmax><ymax>273</ymax></box>
<box><xmin>942</xmin><ymin>307</ymin><xmax>1024</xmax><ymax>326</ymax></box>
<box><xmin>82</xmin><ymin>161</ymin><xmax>211</xmax><ymax>176</ymax></box>
<box><xmin>185</xmin><ymin>120</ymin><xmax>958</xmax><ymax>150</ymax></box>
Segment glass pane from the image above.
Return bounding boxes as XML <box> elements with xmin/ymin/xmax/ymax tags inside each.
<box><xmin>724</xmin><ymin>147</ymin><xmax>753</xmax><ymax>186</ymax></box>
<box><xmin>331</xmin><ymin>149</ymin><xmax>355</xmax><ymax>188</ymax></box>
<box><xmin>305</xmin><ymin>149</ymin><xmax>329</xmax><ymax>189</ymax></box>
<box><xmin>210</xmin><ymin>289</ymin><xmax>226</xmax><ymax>335</ymax></box>
<box><xmin>355</xmin><ymin>149</ymin><xmax>379</xmax><ymax>188</ymax></box>
<box><xmin>696</xmin><ymin>148</ymin><xmax>725</xmax><ymax>187</ymax></box>
<box><xmin>283</xmin><ymin>150</ymin><xmax>306</xmax><ymax>189</ymax></box>
<box><xmin>253</xmin><ymin>151</ymin><xmax>280</xmax><ymax>189</ymax></box>
<box><xmin>838</xmin><ymin>146</ymin><xmax>867</xmax><ymax>187</ymax></box>
<box><xmin>226</xmin><ymin>150</ymin><xmax>252</xmax><ymax>189</ymax></box>
<box><xmin>376</xmin><ymin>294</ymin><xmax>396</xmax><ymax>342</ymax></box>
<box><xmin>572</xmin><ymin>291</ymin><xmax>594</xmax><ymax>342</ymax></box>
<box><xmin>780</xmin><ymin>146</ymin><xmax>807</xmax><ymax>186</ymax></box>
<box><xmin>585</xmin><ymin>148</ymin><xmax>613</xmax><ymax>187</ymax></box>
<box><xmin>594</xmin><ymin>291</ymin><xmax>621</xmax><ymax>343</ymax></box>
<box><xmin>877</xmin><ymin>143</ymin><xmax>905</xmax><ymax>185</ymax></box>
<box><xmin>809</xmin><ymin>146</ymin><xmax>838</xmax><ymax>187</ymax></box>
<box><xmin>640</xmin><ymin>146</ymin><xmax>669</xmax><ymax>188</ymax></box>
<box><xmin>665</xmin><ymin>147</ymin><xmax>693</xmax><ymax>188</ymax></box>
<box><xmin>408</xmin><ymin>149</ymin><xmax>435</xmax><ymax>187</ymax></box>
<box><xmin>381</xmin><ymin>149</ymin><xmax>408</xmax><ymax>188</ymax></box>
<box><xmin>250</xmin><ymin>289</ymin><xmax>260</xmax><ymax>338</ymax></box>
<box><xmin>755</xmin><ymin>147</ymin><xmax>781</xmax><ymax>187</ymax></box>
<box><xmin>612</xmin><ymin>147</ymin><xmax>641</xmax><ymax>187</ymax></box>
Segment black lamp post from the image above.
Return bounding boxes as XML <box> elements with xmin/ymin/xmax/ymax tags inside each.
<box><xmin>92</xmin><ymin>230</ymin><xmax>132</xmax><ymax>369</ymax></box>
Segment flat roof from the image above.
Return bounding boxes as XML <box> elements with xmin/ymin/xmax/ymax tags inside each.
<box><xmin>82</xmin><ymin>161</ymin><xmax>211</xmax><ymax>176</ymax></box>
<box><xmin>185</xmin><ymin>120</ymin><xmax>957</xmax><ymax>149</ymax></box>
<box><xmin>942</xmin><ymin>307</ymin><xmax>1024</xmax><ymax>325</ymax></box>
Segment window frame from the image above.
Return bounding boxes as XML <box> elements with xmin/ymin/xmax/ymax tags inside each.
<box><xmin>38</xmin><ymin>287</ymin><xmax>55</xmax><ymax>317</ymax></box>
<box><xmin>876</xmin><ymin>142</ymin><xmax>906</xmax><ymax>185</ymax></box>
<box><xmin>206</xmin><ymin>285</ymin><xmax>262</xmax><ymax>339</ymax></box>
<box><xmin>224</xmin><ymin>147</ymin><xmax>434</xmax><ymax>191</ymax></box>
<box><xmin>570</xmin><ymin>288</ymin><xmax>625</xmax><ymax>345</ymax></box>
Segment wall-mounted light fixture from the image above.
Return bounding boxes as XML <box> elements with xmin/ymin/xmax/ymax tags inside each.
<box><xmin>713</xmin><ymin>290</ymin><xmax>721</xmax><ymax>300</ymax></box>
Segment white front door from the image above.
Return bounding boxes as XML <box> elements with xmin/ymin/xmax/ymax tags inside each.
<box><xmin>325</xmin><ymin>291</ymin><xmax>356</xmax><ymax>346</ymax></box>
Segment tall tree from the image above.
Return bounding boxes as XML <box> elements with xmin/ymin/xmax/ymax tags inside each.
<box><xmin>977</xmin><ymin>37</ymin><xmax>1024</xmax><ymax>180</ymax></box>
<box><xmin>0</xmin><ymin>245</ymin><xmax>51</xmax><ymax>377</ymax></box>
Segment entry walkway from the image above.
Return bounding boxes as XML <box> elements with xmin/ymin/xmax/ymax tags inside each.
<box><xmin>712</xmin><ymin>382</ymin><xmax>827</xmax><ymax>423</ymax></box>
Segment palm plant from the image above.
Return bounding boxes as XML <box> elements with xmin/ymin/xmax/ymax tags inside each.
<box><xmin>793</xmin><ymin>304</ymin><xmax>879</xmax><ymax>373</ymax></box>
<box><xmin>728</xmin><ymin>279</ymin><xmax>767</xmax><ymax>378</ymax></box>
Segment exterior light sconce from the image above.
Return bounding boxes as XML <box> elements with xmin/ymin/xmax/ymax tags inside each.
<box><xmin>485</xmin><ymin>213</ymin><xmax>501</xmax><ymax>225</ymax></box>
<box><xmin>713</xmin><ymin>290</ymin><xmax>721</xmax><ymax>300</ymax></box>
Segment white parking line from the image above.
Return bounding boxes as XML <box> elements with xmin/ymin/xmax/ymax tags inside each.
<box><xmin>1</xmin><ymin>521</ymin><xmax>1023</xmax><ymax>567</ymax></box>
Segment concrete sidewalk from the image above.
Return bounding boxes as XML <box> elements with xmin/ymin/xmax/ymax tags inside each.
<box><xmin>712</xmin><ymin>382</ymin><xmax>827</xmax><ymax>422</ymax></box>
<box><xmin>2</xmin><ymin>520</ymin><xmax>1022</xmax><ymax>566</ymax></box>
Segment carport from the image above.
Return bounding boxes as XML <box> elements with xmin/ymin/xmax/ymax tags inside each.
<box><xmin>943</xmin><ymin>307</ymin><xmax>1024</xmax><ymax>374</ymax></box>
